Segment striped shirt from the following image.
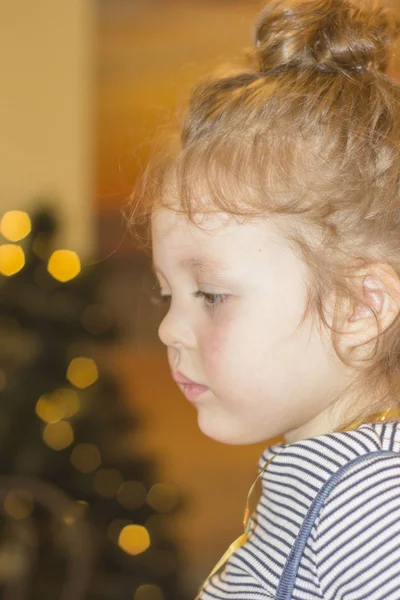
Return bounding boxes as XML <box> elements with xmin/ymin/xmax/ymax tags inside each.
<box><xmin>200</xmin><ymin>420</ymin><xmax>400</xmax><ymax>599</ymax></box>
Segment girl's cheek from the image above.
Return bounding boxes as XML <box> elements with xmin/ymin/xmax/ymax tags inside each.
<box><xmin>199</xmin><ymin>308</ymin><xmax>237</xmax><ymax>368</ymax></box>
<box><xmin>200</xmin><ymin>325</ymin><xmax>226</xmax><ymax>365</ymax></box>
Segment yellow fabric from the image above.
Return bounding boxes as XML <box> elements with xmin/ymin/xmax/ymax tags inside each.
<box><xmin>194</xmin><ymin>534</ymin><xmax>247</xmax><ymax>600</ymax></box>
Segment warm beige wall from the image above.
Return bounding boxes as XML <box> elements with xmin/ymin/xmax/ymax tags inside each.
<box><xmin>0</xmin><ymin>0</ymin><xmax>95</xmax><ymax>258</ymax></box>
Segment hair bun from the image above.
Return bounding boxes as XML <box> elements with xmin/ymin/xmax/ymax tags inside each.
<box><xmin>253</xmin><ymin>0</ymin><xmax>399</xmax><ymax>76</ymax></box>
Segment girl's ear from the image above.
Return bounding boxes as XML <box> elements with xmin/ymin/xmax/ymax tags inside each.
<box><xmin>341</xmin><ymin>263</ymin><xmax>400</xmax><ymax>358</ymax></box>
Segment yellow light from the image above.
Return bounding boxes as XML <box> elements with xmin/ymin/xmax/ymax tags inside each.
<box><xmin>4</xmin><ymin>490</ymin><xmax>34</xmax><ymax>520</ymax></box>
<box><xmin>36</xmin><ymin>394</ymin><xmax>64</xmax><ymax>424</ymax></box>
<box><xmin>71</xmin><ymin>443</ymin><xmax>101</xmax><ymax>473</ymax></box>
<box><xmin>43</xmin><ymin>421</ymin><xmax>74</xmax><ymax>451</ymax></box>
<box><xmin>47</xmin><ymin>249</ymin><xmax>81</xmax><ymax>283</ymax></box>
<box><xmin>117</xmin><ymin>481</ymin><xmax>147</xmax><ymax>510</ymax></box>
<box><xmin>36</xmin><ymin>389</ymin><xmax>80</xmax><ymax>423</ymax></box>
<box><xmin>53</xmin><ymin>388</ymin><xmax>80</xmax><ymax>418</ymax></box>
<box><xmin>93</xmin><ymin>469</ymin><xmax>123</xmax><ymax>498</ymax></box>
<box><xmin>66</xmin><ymin>357</ymin><xmax>98</xmax><ymax>389</ymax></box>
<box><xmin>134</xmin><ymin>585</ymin><xmax>164</xmax><ymax>600</ymax></box>
<box><xmin>63</xmin><ymin>500</ymin><xmax>90</xmax><ymax>525</ymax></box>
<box><xmin>118</xmin><ymin>524</ymin><xmax>150</xmax><ymax>556</ymax></box>
<box><xmin>0</xmin><ymin>244</ymin><xmax>25</xmax><ymax>276</ymax></box>
<box><xmin>147</xmin><ymin>483</ymin><xmax>178</xmax><ymax>513</ymax></box>
<box><xmin>0</xmin><ymin>211</ymin><xmax>31</xmax><ymax>242</ymax></box>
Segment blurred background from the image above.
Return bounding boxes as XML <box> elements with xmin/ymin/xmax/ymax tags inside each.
<box><xmin>1</xmin><ymin>1</ymin><xmax>399</xmax><ymax>600</ymax></box>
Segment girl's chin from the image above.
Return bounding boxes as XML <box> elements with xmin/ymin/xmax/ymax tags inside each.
<box><xmin>196</xmin><ymin>411</ymin><xmax>260</xmax><ymax>446</ymax></box>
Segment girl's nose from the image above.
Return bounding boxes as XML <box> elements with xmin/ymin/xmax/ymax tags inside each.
<box><xmin>158</xmin><ymin>307</ymin><xmax>195</xmax><ymax>349</ymax></box>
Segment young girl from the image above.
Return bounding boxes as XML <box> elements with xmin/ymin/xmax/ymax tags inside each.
<box><xmin>130</xmin><ymin>0</ymin><xmax>400</xmax><ymax>597</ymax></box>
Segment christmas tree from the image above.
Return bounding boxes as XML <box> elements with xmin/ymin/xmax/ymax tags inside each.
<box><xmin>0</xmin><ymin>206</ymin><xmax>188</xmax><ymax>600</ymax></box>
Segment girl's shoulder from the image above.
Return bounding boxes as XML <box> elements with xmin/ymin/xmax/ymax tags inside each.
<box><xmin>251</xmin><ymin>421</ymin><xmax>400</xmax><ymax>598</ymax></box>
<box><xmin>201</xmin><ymin>422</ymin><xmax>400</xmax><ymax>600</ymax></box>
<box><xmin>258</xmin><ymin>420</ymin><xmax>400</xmax><ymax>518</ymax></box>
<box><xmin>310</xmin><ymin>422</ymin><xmax>400</xmax><ymax>598</ymax></box>
<box><xmin>259</xmin><ymin>419</ymin><xmax>400</xmax><ymax>475</ymax></box>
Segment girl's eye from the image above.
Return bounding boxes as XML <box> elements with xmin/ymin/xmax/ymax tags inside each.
<box><xmin>149</xmin><ymin>283</ymin><xmax>171</xmax><ymax>306</ymax></box>
<box><xmin>150</xmin><ymin>288</ymin><xmax>228</xmax><ymax>309</ymax></box>
<box><xmin>150</xmin><ymin>289</ymin><xmax>171</xmax><ymax>306</ymax></box>
<box><xmin>193</xmin><ymin>290</ymin><xmax>228</xmax><ymax>308</ymax></box>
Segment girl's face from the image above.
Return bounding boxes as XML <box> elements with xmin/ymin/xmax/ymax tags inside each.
<box><xmin>151</xmin><ymin>208</ymin><xmax>353</xmax><ymax>445</ymax></box>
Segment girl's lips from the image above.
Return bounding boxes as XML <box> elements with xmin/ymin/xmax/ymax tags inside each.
<box><xmin>173</xmin><ymin>370</ymin><xmax>200</xmax><ymax>385</ymax></box>
<box><xmin>178</xmin><ymin>382</ymin><xmax>209</xmax><ymax>402</ymax></box>
<box><xmin>172</xmin><ymin>371</ymin><xmax>208</xmax><ymax>402</ymax></box>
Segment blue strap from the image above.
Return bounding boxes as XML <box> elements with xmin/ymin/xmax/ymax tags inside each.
<box><xmin>275</xmin><ymin>450</ymin><xmax>399</xmax><ymax>599</ymax></box>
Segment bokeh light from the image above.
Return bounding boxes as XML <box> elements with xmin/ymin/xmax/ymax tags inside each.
<box><xmin>134</xmin><ymin>585</ymin><xmax>164</xmax><ymax>600</ymax></box>
<box><xmin>47</xmin><ymin>249</ymin><xmax>81</xmax><ymax>282</ymax></box>
<box><xmin>36</xmin><ymin>394</ymin><xmax>64</xmax><ymax>424</ymax></box>
<box><xmin>53</xmin><ymin>388</ymin><xmax>80</xmax><ymax>418</ymax></box>
<box><xmin>0</xmin><ymin>244</ymin><xmax>25</xmax><ymax>276</ymax></box>
<box><xmin>4</xmin><ymin>490</ymin><xmax>34</xmax><ymax>520</ymax></box>
<box><xmin>0</xmin><ymin>211</ymin><xmax>31</xmax><ymax>242</ymax></box>
<box><xmin>71</xmin><ymin>443</ymin><xmax>101</xmax><ymax>473</ymax></box>
<box><xmin>118</xmin><ymin>524</ymin><xmax>151</xmax><ymax>556</ymax></box>
<box><xmin>147</xmin><ymin>483</ymin><xmax>179</xmax><ymax>513</ymax></box>
<box><xmin>93</xmin><ymin>468</ymin><xmax>123</xmax><ymax>498</ymax></box>
<box><xmin>43</xmin><ymin>421</ymin><xmax>74</xmax><ymax>451</ymax></box>
<box><xmin>66</xmin><ymin>357</ymin><xmax>98</xmax><ymax>389</ymax></box>
<box><xmin>35</xmin><ymin>389</ymin><xmax>80</xmax><ymax>424</ymax></box>
<box><xmin>62</xmin><ymin>500</ymin><xmax>90</xmax><ymax>525</ymax></box>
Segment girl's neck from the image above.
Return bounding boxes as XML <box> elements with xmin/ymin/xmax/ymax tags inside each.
<box><xmin>285</xmin><ymin>406</ymin><xmax>400</xmax><ymax>444</ymax></box>
<box><xmin>338</xmin><ymin>406</ymin><xmax>400</xmax><ymax>433</ymax></box>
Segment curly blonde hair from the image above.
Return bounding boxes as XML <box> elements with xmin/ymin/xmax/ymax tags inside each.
<box><xmin>128</xmin><ymin>0</ymin><xmax>400</xmax><ymax>431</ymax></box>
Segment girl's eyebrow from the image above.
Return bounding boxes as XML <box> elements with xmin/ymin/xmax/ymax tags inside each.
<box><xmin>151</xmin><ymin>256</ymin><xmax>229</xmax><ymax>276</ymax></box>
<box><xmin>179</xmin><ymin>257</ymin><xmax>229</xmax><ymax>274</ymax></box>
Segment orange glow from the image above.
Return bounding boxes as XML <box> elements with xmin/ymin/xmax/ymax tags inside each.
<box><xmin>0</xmin><ymin>211</ymin><xmax>31</xmax><ymax>242</ymax></box>
<box><xmin>118</xmin><ymin>524</ymin><xmax>150</xmax><ymax>556</ymax></box>
<box><xmin>0</xmin><ymin>244</ymin><xmax>25</xmax><ymax>276</ymax></box>
<box><xmin>66</xmin><ymin>357</ymin><xmax>98</xmax><ymax>389</ymax></box>
<box><xmin>47</xmin><ymin>249</ymin><xmax>81</xmax><ymax>282</ymax></box>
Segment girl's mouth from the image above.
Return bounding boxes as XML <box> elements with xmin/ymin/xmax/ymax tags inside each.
<box><xmin>172</xmin><ymin>371</ymin><xmax>209</xmax><ymax>402</ymax></box>
<box><xmin>178</xmin><ymin>382</ymin><xmax>209</xmax><ymax>402</ymax></box>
